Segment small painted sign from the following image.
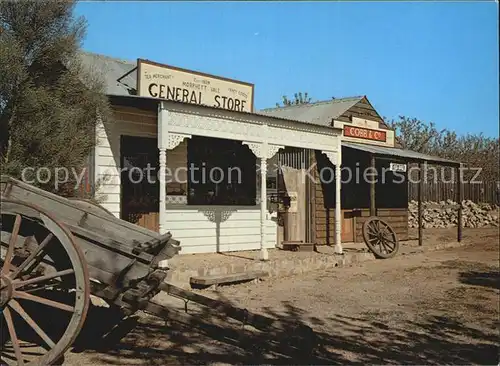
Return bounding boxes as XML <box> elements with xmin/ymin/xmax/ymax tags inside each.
<box><xmin>343</xmin><ymin>126</ymin><xmax>387</xmax><ymax>142</ymax></box>
<box><xmin>287</xmin><ymin>191</ymin><xmax>298</xmax><ymax>213</ymax></box>
<box><xmin>389</xmin><ymin>162</ymin><xmax>407</xmax><ymax>172</ymax></box>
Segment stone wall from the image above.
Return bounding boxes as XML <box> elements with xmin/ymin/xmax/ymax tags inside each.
<box><xmin>408</xmin><ymin>200</ymin><xmax>500</xmax><ymax>228</ymax></box>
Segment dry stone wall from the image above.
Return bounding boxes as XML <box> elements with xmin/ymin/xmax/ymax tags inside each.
<box><xmin>408</xmin><ymin>200</ymin><xmax>500</xmax><ymax>228</ymax></box>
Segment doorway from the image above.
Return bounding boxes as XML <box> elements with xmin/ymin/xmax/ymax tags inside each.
<box><xmin>276</xmin><ymin>148</ymin><xmax>312</xmax><ymax>243</ymax></box>
<box><xmin>120</xmin><ymin>135</ymin><xmax>159</xmax><ymax>231</ymax></box>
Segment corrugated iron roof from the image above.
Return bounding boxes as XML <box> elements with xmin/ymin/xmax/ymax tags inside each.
<box><xmin>342</xmin><ymin>141</ymin><xmax>459</xmax><ymax>166</ymax></box>
<box><xmin>78</xmin><ymin>51</ymin><xmax>137</xmax><ymax>96</ymax></box>
<box><xmin>259</xmin><ymin>97</ymin><xmax>363</xmax><ymax>127</ymax></box>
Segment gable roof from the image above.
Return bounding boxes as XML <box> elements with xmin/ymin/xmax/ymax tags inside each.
<box><xmin>259</xmin><ymin>96</ymin><xmax>364</xmax><ymax>127</ymax></box>
<box><xmin>78</xmin><ymin>51</ymin><xmax>137</xmax><ymax>96</ymax></box>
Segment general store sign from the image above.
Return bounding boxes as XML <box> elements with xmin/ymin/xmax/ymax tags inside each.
<box><xmin>137</xmin><ymin>59</ymin><xmax>254</xmax><ymax>112</ymax></box>
<box><xmin>343</xmin><ymin>126</ymin><xmax>387</xmax><ymax>142</ymax></box>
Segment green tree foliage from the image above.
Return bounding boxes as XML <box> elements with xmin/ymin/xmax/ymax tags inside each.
<box><xmin>276</xmin><ymin>92</ymin><xmax>311</xmax><ymax>107</ymax></box>
<box><xmin>388</xmin><ymin>116</ymin><xmax>499</xmax><ymax>182</ymax></box>
<box><xmin>0</xmin><ymin>0</ymin><xmax>110</xmax><ymax>196</ymax></box>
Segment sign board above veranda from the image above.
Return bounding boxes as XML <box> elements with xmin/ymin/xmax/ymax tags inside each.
<box><xmin>136</xmin><ymin>59</ymin><xmax>254</xmax><ymax>113</ymax></box>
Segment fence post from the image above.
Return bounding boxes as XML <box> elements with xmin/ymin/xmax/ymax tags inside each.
<box><xmin>418</xmin><ymin>163</ymin><xmax>423</xmax><ymax>246</ymax></box>
<box><xmin>370</xmin><ymin>154</ymin><xmax>376</xmax><ymax>217</ymax></box>
<box><xmin>457</xmin><ymin>164</ymin><xmax>463</xmax><ymax>242</ymax></box>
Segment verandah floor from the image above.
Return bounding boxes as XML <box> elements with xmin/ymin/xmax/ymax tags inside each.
<box><xmin>165</xmin><ymin>228</ymin><xmax>468</xmax><ymax>288</ymax></box>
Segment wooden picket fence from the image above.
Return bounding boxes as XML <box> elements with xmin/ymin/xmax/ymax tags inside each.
<box><xmin>408</xmin><ymin>181</ymin><xmax>500</xmax><ymax>204</ymax></box>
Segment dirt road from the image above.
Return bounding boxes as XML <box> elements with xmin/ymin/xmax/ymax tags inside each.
<box><xmin>67</xmin><ymin>228</ymin><xmax>499</xmax><ymax>365</ymax></box>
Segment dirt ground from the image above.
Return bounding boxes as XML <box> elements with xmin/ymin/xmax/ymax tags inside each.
<box><xmin>66</xmin><ymin>227</ymin><xmax>499</xmax><ymax>365</ymax></box>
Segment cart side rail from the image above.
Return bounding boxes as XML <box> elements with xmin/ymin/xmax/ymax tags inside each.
<box><xmin>1</xmin><ymin>175</ymin><xmax>168</xmax><ymax>245</ymax></box>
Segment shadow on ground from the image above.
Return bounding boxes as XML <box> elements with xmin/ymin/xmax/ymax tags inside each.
<box><xmin>432</xmin><ymin>258</ymin><xmax>500</xmax><ymax>291</ymax></box>
<box><xmin>459</xmin><ymin>270</ymin><xmax>500</xmax><ymax>290</ymax></box>
<box><xmin>68</xmin><ymin>287</ymin><xmax>499</xmax><ymax>365</ymax></box>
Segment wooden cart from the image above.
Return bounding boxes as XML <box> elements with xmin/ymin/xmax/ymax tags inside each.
<box><xmin>1</xmin><ymin>176</ymin><xmax>312</xmax><ymax>365</ymax></box>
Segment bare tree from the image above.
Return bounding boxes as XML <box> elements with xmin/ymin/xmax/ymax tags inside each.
<box><xmin>388</xmin><ymin>116</ymin><xmax>499</xmax><ymax>182</ymax></box>
<box><xmin>276</xmin><ymin>92</ymin><xmax>312</xmax><ymax>107</ymax></box>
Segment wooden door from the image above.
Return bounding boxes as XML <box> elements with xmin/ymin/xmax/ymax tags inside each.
<box><xmin>120</xmin><ymin>136</ymin><xmax>159</xmax><ymax>232</ymax></box>
<box><xmin>341</xmin><ymin>210</ymin><xmax>355</xmax><ymax>243</ymax></box>
<box><xmin>280</xmin><ymin>166</ymin><xmax>306</xmax><ymax>242</ymax></box>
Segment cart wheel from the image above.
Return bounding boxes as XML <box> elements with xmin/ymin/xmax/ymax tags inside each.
<box><xmin>68</xmin><ymin>198</ymin><xmax>114</xmax><ymax>217</ymax></box>
<box><xmin>0</xmin><ymin>199</ymin><xmax>90</xmax><ymax>365</ymax></box>
<box><xmin>362</xmin><ymin>217</ymin><xmax>400</xmax><ymax>259</ymax></box>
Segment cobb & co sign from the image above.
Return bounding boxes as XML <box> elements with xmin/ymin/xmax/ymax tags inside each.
<box><xmin>343</xmin><ymin>126</ymin><xmax>387</xmax><ymax>142</ymax></box>
<box><xmin>137</xmin><ymin>59</ymin><xmax>254</xmax><ymax>112</ymax></box>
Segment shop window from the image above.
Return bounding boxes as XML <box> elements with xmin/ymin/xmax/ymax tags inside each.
<box><xmin>187</xmin><ymin>136</ymin><xmax>256</xmax><ymax>205</ymax></box>
<box><xmin>316</xmin><ymin>148</ymin><xmax>408</xmax><ymax>209</ymax></box>
<box><xmin>315</xmin><ymin>148</ymin><xmax>371</xmax><ymax>209</ymax></box>
<box><xmin>340</xmin><ymin>147</ymin><xmax>371</xmax><ymax>209</ymax></box>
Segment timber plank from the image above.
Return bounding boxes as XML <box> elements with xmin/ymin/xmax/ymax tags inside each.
<box><xmin>356</xmin><ymin>216</ymin><xmax>407</xmax><ymax>223</ymax></box>
<box><xmin>113</xmin><ymin>105</ymin><xmax>157</xmax><ymax>118</ymax></box>
<box><xmin>355</xmin><ymin>227</ymin><xmax>408</xmax><ymax>238</ymax></box>
<box><xmin>316</xmin><ymin>210</ymin><xmax>407</xmax><ymax>218</ymax></box>
<box><xmin>315</xmin><ymin>223</ymin><xmax>334</xmax><ymax>230</ymax></box>
<box><xmin>315</xmin><ymin>210</ymin><xmax>336</xmax><ymax>219</ymax></box>
<box><xmin>344</xmin><ymin>111</ymin><xmax>381</xmax><ymax>123</ymax></box>
<box><xmin>190</xmin><ymin>270</ymin><xmax>269</xmax><ymax>286</ymax></box>
<box><xmin>315</xmin><ymin>210</ymin><xmax>408</xmax><ymax>219</ymax></box>
<box><xmin>336</xmin><ymin>115</ymin><xmax>351</xmax><ymax>123</ymax></box>
<box><xmin>356</xmin><ymin>222</ymin><xmax>408</xmax><ymax>229</ymax></box>
<box><xmin>317</xmin><ymin>228</ymin><xmax>408</xmax><ymax>240</ymax></box>
<box><xmin>315</xmin><ymin>204</ymin><xmax>327</xmax><ymax>212</ymax></box>
<box><xmin>317</xmin><ymin>224</ymin><xmax>408</xmax><ymax>237</ymax></box>
<box><xmin>359</xmin><ymin>209</ymin><xmax>408</xmax><ymax>217</ymax></box>
<box><xmin>281</xmin><ymin>241</ymin><xmax>315</xmax><ymax>252</ymax></box>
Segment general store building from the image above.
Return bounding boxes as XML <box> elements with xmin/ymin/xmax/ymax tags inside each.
<box><xmin>81</xmin><ymin>52</ymin><xmax>343</xmax><ymax>257</ymax></box>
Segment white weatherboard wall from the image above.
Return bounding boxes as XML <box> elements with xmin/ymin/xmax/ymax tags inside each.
<box><xmin>94</xmin><ymin>106</ymin><xmax>277</xmax><ymax>253</ymax></box>
<box><xmin>165</xmin><ymin>208</ymin><xmax>277</xmax><ymax>254</ymax></box>
<box><xmin>94</xmin><ymin>107</ymin><xmax>157</xmax><ymax>217</ymax></box>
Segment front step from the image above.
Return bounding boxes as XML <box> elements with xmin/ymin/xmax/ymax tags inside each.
<box><xmin>280</xmin><ymin>241</ymin><xmax>315</xmax><ymax>252</ymax></box>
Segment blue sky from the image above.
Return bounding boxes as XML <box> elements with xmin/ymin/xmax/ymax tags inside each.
<box><xmin>76</xmin><ymin>1</ymin><xmax>498</xmax><ymax>137</ymax></box>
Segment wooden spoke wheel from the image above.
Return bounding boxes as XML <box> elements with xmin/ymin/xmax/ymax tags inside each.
<box><xmin>0</xmin><ymin>199</ymin><xmax>90</xmax><ymax>365</ymax></box>
<box><xmin>362</xmin><ymin>217</ymin><xmax>400</xmax><ymax>259</ymax></box>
